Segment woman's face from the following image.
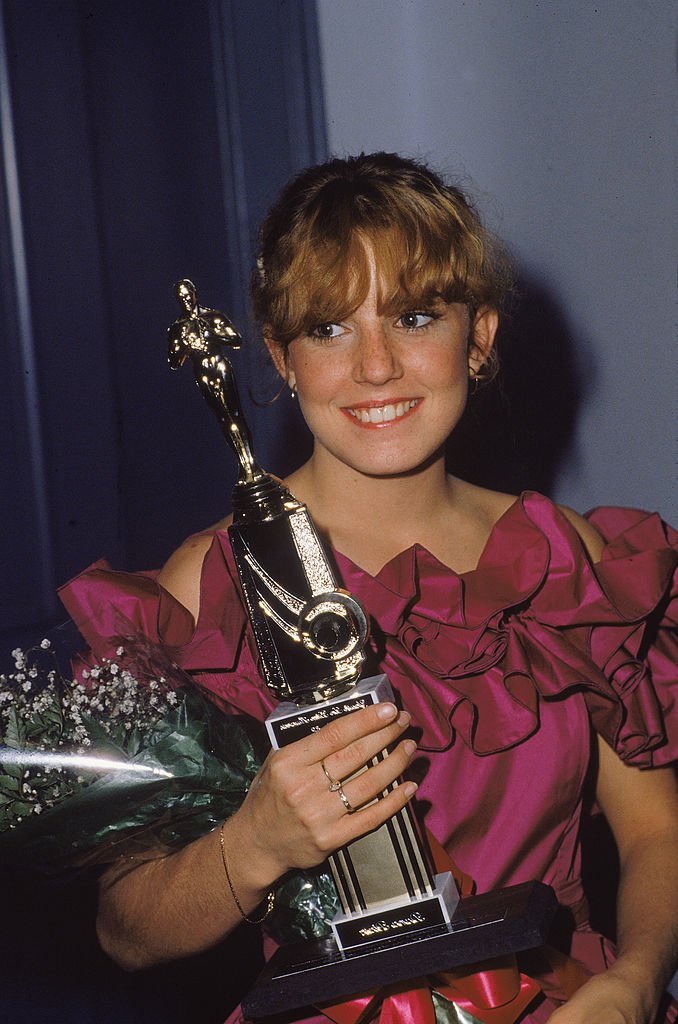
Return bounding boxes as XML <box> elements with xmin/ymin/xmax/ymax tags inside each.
<box><xmin>270</xmin><ymin>257</ymin><xmax>497</xmax><ymax>480</ymax></box>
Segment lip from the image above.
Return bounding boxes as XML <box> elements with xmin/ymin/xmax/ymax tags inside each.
<box><xmin>340</xmin><ymin>398</ymin><xmax>422</xmax><ymax>428</ymax></box>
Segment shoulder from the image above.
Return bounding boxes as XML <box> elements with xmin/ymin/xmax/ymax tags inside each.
<box><xmin>453</xmin><ymin>481</ymin><xmax>606</xmax><ymax>563</ymax></box>
<box><xmin>158</xmin><ymin>514</ymin><xmax>233</xmax><ymax>619</ymax></box>
<box><xmin>556</xmin><ymin>503</ymin><xmax>605</xmax><ymax>562</ymax></box>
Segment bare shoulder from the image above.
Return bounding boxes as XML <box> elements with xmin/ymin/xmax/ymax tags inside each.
<box><xmin>158</xmin><ymin>514</ymin><xmax>233</xmax><ymax>619</ymax></box>
<box><xmin>449</xmin><ymin>481</ymin><xmax>606</xmax><ymax>566</ymax></box>
<box><xmin>556</xmin><ymin>504</ymin><xmax>605</xmax><ymax>562</ymax></box>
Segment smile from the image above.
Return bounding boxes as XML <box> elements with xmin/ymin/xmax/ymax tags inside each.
<box><xmin>343</xmin><ymin>399</ymin><xmax>421</xmax><ymax>426</ymax></box>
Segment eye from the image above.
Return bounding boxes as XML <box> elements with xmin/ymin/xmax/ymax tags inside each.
<box><xmin>397</xmin><ymin>311</ymin><xmax>439</xmax><ymax>331</ymax></box>
<box><xmin>308</xmin><ymin>322</ymin><xmax>345</xmax><ymax>341</ymax></box>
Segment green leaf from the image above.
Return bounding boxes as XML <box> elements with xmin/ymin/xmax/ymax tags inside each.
<box><xmin>0</xmin><ymin>772</ymin><xmax>22</xmax><ymax>791</ymax></box>
<box><xmin>3</xmin><ymin>707</ymin><xmax>27</xmax><ymax>750</ymax></box>
<box><xmin>9</xmin><ymin>800</ymin><xmax>35</xmax><ymax>818</ymax></box>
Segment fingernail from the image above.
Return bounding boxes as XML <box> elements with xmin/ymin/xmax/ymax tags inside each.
<box><xmin>402</xmin><ymin>781</ymin><xmax>418</xmax><ymax>798</ymax></box>
<box><xmin>397</xmin><ymin>710</ymin><xmax>411</xmax><ymax>728</ymax></box>
<box><xmin>376</xmin><ymin>703</ymin><xmax>397</xmax><ymax>721</ymax></box>
<box><xmin>403</xmin><ymin>739</ymin><xmax>417</xmax><ymax>757</ymax></box>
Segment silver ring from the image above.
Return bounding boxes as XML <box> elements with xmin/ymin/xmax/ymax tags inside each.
<box><xmin>337</xmin><ymin>783</ymin><xmax>356</xmax><ymax>814</ymax></box>
<box><xmin>321</xmin><ymin>759</ymin><xmax>342</xmax><ymax>793</ymax></box>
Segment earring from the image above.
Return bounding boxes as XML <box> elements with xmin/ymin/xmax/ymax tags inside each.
<box><xmin>289</xmin><ymin>382</ymin><xmax>297</xmax><ymax>400</ymax></box>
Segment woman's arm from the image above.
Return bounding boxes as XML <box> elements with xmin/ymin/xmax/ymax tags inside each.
<box><xmin>549</xmin><ymin>738</ymin><xmax>678</xmax><ymax>1023</ymax></box>
<box><xmin>96</xmin><ymin>530</ymin><xmax>418</xmax><ymax>969</ymax></box>
<box><xmin>97</xmin><ymin>700</ymin><xmax>418</xmax><ymax>970</ymax></box>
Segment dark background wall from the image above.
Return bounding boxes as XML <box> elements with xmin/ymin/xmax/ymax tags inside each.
<box><xmin>0</xmin><ymin>2</ymin><xmax>324</xmax><ymax>1020</ymax></box>
<box><xmin>1</xmin><ymin>0</ymin><xmax>321</xmax><ymax>646</ymax></box>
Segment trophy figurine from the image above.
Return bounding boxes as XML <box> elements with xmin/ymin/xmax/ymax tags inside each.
<box><xmin>168</xmin><ymin>282</ymin><xmax>556</xmax><ymax>1018</ymax></box>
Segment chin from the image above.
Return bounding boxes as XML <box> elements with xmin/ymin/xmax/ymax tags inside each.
<box><xmin>325</xmin><ymin>444</ymin><xmax>443</xmax><ymax>479</ymax></box>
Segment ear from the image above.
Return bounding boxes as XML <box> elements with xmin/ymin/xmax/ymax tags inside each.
<box><xmin>263</xmin><ymin>328</ymin><xmax>294</xmax><ymax>386</ymax></box>
<box><xmin>468</xmin><ymin>306</ymin><xmax>499</xmax><ymax>376</ymax></box>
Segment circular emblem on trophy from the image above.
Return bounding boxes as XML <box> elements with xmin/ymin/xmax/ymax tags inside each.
<box><xmin>297</xmin><ymin>591</ymin><xmax>369</xmax><ymax>662</ymax></box>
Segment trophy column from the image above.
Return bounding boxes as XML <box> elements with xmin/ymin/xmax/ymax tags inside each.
<box><xmin>229</xmin><ymin>485</ymin><xmax>458</xmax><ymax>951</ymax></box>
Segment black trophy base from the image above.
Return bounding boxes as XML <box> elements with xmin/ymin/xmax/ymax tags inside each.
<box><xmin>242</xmin><ymin>880</ymin><xmax>556</xmax><ymax>1020</ymax></box>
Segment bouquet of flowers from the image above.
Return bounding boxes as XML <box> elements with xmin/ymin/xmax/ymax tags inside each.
<box><xmin>0</xmin><ymin>627</ymin><xmax>338</xmax><ymax>942</ymax></box>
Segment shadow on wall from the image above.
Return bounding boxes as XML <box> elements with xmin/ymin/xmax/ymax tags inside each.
<box><xmin>246</xmin><ymin>349</ymin><xmax>314</xmax><ymax>480</ymax></box>
<box><xmin>448</xmin><ymin>274</ymin><xmax>587</xmax><ymax>497</ymax></box>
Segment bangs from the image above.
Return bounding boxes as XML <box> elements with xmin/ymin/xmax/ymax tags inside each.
<box><xmin>254</xmin><ymin>154</ymin><xmax>511</xmax><ymax>350</ymax></box>
<box><xmin>266</xmin><ymin>223</ymin><xmax>478</xmax><ymax>347</ymax></box>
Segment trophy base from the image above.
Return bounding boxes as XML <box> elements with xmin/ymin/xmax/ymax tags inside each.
<box><xmin>331</xmin><ymin>871</ymin><xmax>458</xmax><ymax>951</ymax></box>
<box><xmin>241</xmin><ymin>880</ymin><xmax>557</xmax><ymax>1020</ymax></box>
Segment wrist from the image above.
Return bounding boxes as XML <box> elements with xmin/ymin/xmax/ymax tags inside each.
<box><xmin>605</xmin><ymin>957</ymin><xmax>663</xmax><ymax>1020</ymax></box>
<box><xmin>224</xmin><ymin>809</ymin><xmax>285</xmax><ymax>894</ymax></box>
<box><xmin>217</xmin><ymin>821</ymin><xmax>276</xmax><ymax>924</ymax></box>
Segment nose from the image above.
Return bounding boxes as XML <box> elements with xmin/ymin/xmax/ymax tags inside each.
<box><xmin>354</xmin><ymin>323</ymin><xmax>403</xmax><ymax>385</ymax></box>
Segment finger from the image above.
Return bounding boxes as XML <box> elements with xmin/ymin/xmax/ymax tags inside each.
<box><xmin>336</xmin><ymin>778</ymin><xmax>418</xmax><ymax>845</ymax></box>
<box><xmin>337</xmin><ymin>738</ymin><xmax>417</xmax><ymax>809</ymax></box>
<box><xmin>322</xmin><ymin>710</ymin><xmax>412</xmax><ymax>784</ymax></box>
<box><xmin>295</xmin><ymin>702</ymin><xmax>401</xmax><ymax>765</ymax></box>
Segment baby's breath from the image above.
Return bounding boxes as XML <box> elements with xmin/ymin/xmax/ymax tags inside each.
<box><xmin>0</xmin><ymin>642</ymin><xmax>183</xmax><ymax>830</ymax></box>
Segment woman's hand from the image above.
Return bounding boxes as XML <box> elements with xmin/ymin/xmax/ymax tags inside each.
<box><xmin>547</xmin><ymin>961</ymin><xmax>654</xmax><ymax>1023</ymax></box>
<box><xmin>97</xmin><ymin>700</ymin><xmax>417</xmax><ymax>969</ymax></box>
<box><xmin>229</xmin><ymin>701</ymin><xmax>417</xmax><ymax>889</ymax></box>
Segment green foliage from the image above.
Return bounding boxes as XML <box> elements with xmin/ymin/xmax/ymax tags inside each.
<box><xmin>0</xmin><ymin>640</ymin><xmax>339</xmax><ymax>942</ymax></box>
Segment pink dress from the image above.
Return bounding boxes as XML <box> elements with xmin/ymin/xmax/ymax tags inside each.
<box><xmin>60</xmin><ymin>493</ymin><xmax>678</xmax><ymax>1023</ymax></box>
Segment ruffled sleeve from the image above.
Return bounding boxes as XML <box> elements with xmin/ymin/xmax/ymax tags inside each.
<box><xmin>335</xmin><ymin>494</ymin><xmax>677</xmax><ymax>766</ymax></box>
<box><xmin>581</xmin><ymin>506</ymin><xmax>678</xmax><ymax>765</ymax></box>
<box><xmin>58</xmin><ymin>532</ymin><xmax>277</xmax><ymax>724</ymax></box>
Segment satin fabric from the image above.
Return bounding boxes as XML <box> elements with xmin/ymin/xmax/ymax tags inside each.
<box><xmin>59</xmin><ymin>493</ymin><xmax>678</xmax><ymax>1023</ymax></box>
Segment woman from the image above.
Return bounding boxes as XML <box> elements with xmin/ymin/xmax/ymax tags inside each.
<box><xmin>63</xmin><ymin>153</ymin><xmax>678</xmax><ymax>1022</ymax></box>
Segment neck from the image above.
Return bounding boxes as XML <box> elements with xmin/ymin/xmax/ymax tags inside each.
<box><xmin>286</xmin><ymin>447</ymin><xmax>454</xmax><ymax>551</ymax></box>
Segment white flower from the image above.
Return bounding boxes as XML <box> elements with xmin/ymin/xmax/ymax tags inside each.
<box><xmin>116</xmin><ymin>646</ymin><xmax>124</xmax><ymax>657</ymax></box>
<box><xmin>40</xmin><ymin>639</ymin><xmax>51</xmax><ymax>650</ymax></box>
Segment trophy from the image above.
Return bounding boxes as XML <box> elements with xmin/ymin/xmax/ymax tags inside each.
<box><xmin>168</xmin><ymin>282</ymin><xmax>556</xmax><ymax>1018</ymax></box>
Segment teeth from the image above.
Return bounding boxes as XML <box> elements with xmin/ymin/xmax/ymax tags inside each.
<box><xmin>348</xmin><ymin>400</ymin><xmax>418</xmax><ymax>423</ymax></box>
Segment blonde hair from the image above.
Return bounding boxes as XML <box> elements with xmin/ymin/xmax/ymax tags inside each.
<box><xmin>252</xmin><ymin>153</ymin><xmax>512</xmax><ymax>377</ymax></box>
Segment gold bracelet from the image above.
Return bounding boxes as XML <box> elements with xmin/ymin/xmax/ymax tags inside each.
<box><xmin>218</xmin><ymin>822</ymin><xmax>275</xmax><ymax>924</ymax></box>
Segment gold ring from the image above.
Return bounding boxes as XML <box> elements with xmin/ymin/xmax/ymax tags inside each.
<box><xmin>321</xmin><ymin>759</ymin><xmax>342</xmax><ymax>793</ymax></box>
<box><xmin>337</xmin><ymin>783</ymin><xmax>355</xmax><ymax>814</ymax></box>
